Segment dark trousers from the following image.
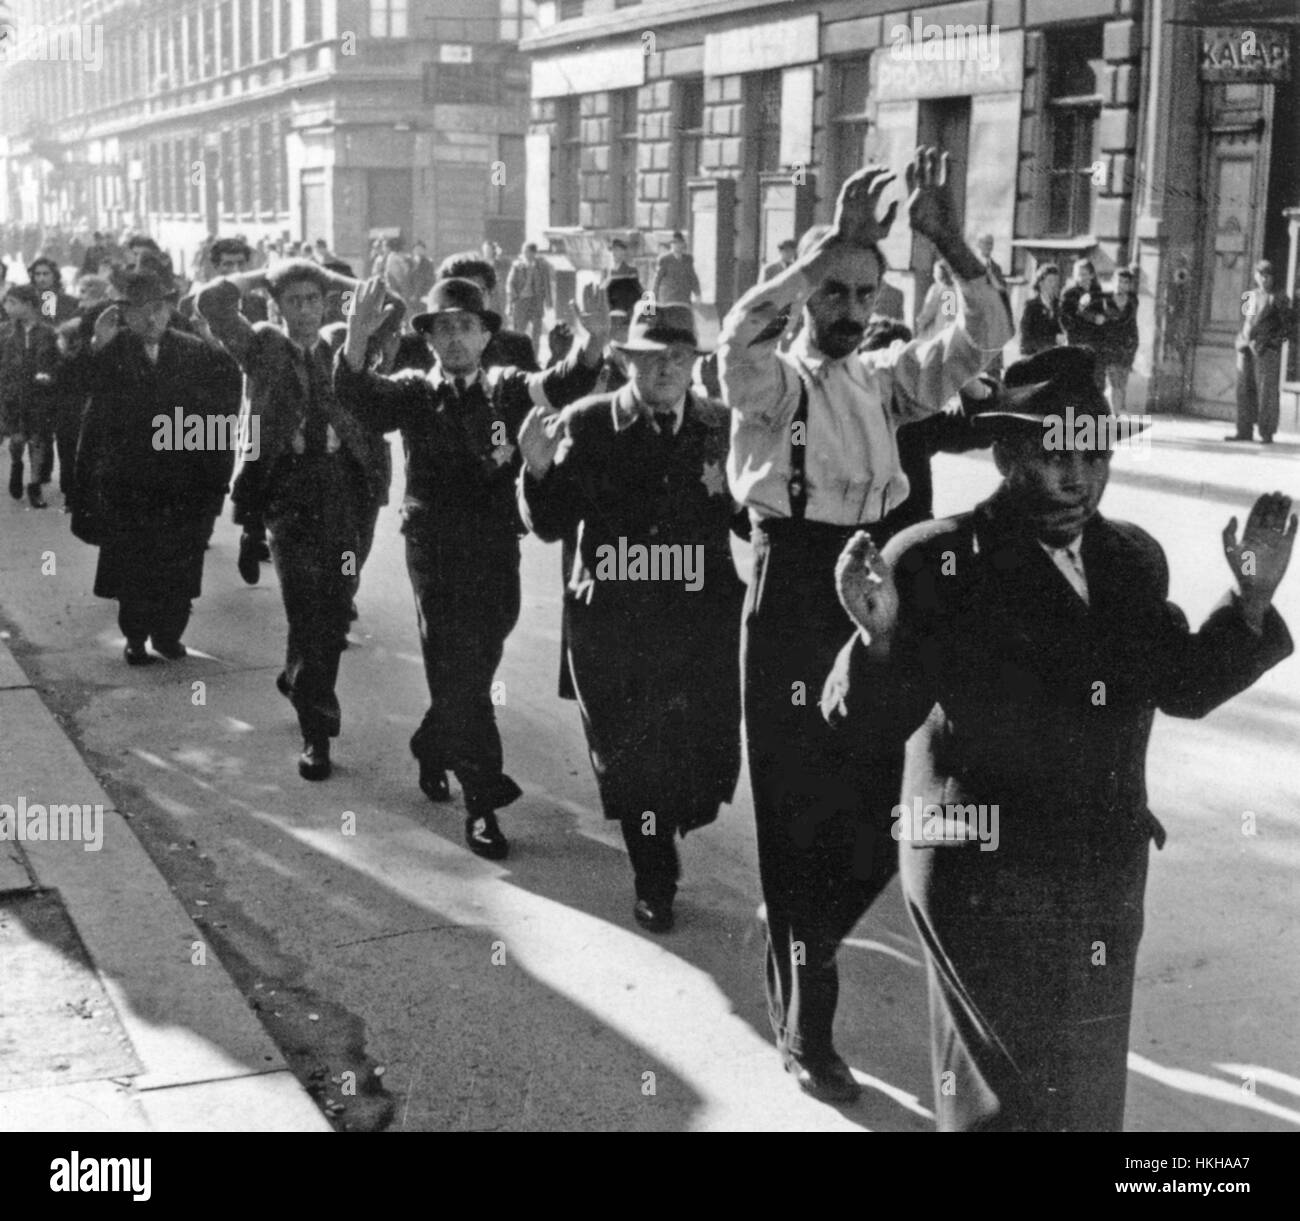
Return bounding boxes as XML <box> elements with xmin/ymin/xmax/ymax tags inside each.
<box><xmin>1235</xmin><ymin>346</ymin><xmax>1281</xmax><ymax>440</ymax></box>
<box><xmin>619</xmin><ymin>814</ymin><xmax>681</xmax><ymax>904</ymax></box>
<box><xmin>39</xmin><ymin>398</ymin><xmax>82</xmax><ymax>495</ymax></box>
<box><xmin>269</xmin><ymin>517</ymin><xmax>353</xmax><ymax>741</ymax></box>
<box><xmin>9</xmin><ymin>431</ymin><xmax>50</xmax><ymax>488</ymax></box>
<box><xmin>351</xmin><ymin>498</ymin><xmax>382</xmax><ymax>599</ymax></box>
<box><xmin>406</xmin><ymin>532</ymin><xmax>521</xmax><ymax>807</ymax></box>
<box><xmin>903</xmin><ymin>834</ymin><xmax>1149</xmax><ymax>1131</ymax></box>
<box><xmin>743</xmin><ymin>520</ymin><xmax>901</xmax><ymax>1065</ymax></box>
<box><xmin>118</xmin><ymin>596</ymin><xmax>192</xmax><ymax>648</ymax></box>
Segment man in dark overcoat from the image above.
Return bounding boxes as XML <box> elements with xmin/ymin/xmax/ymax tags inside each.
<box><xmin>518</xmin><ymin>301</ymin><xmax>743</xmax><ymax>931</ymax></box>
<box><xmin>198</xmin><ymin>260</ymin><xmax>395</xmax><ymax>780</ymax></box>
<box><xmin>336</xmin><ymin>277</ymin><xmax>605</xmax><ymax>858</ymax></box>
<box><xmin>824</xmin><ymin>346</ymin><xmax>1295</xmax><ymax>1130</ymax></box>
<box><xmin>68</xmin><ymin>271</ymin><xmax>241</xmax><ymax>663</ymax></box>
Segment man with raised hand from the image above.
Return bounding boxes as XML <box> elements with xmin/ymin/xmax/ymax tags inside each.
<box><xmin>336</xmin><ymin>276</ymin><xmax>605</xmax><ymax>859</ymax></box>
<box><xmin>717</xmin><ymin>146</ymin><xmax>1012</xmax><ymax>1103</ymax></box>
<box><xmin>198</xmin><ymin>259</ymin><xmax>397</xmax><ymax>781</ymax></box>
<box><xmin>825</xmin><ymin>345</ymin><xmax>1294</xmax><ymax>1130</ymax></box>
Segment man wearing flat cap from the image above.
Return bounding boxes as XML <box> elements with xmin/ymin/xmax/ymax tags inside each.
<box><xmin>825</xmin><ymin>344</ymin><xmax>1295</xmax><ymax>1131</ymax></box>
<box><xmin>1</xmin><ymin>282</ymin><xmax>60</xmax><ymax>508</ymax></box>
<box><xmin>198</xmin><ymin>258</ymin><xmax>392</xmax><ymax>781</ymax></box>
<box><xmin>338</xmin><ymin>276</ymin><xmax>607</xmax><ymax>859</ymax></box>
<box><xmin>518</xmin><ymin>300</ymin><xmax>745</xmax><ymax>932</ymax></box>
<box><xmin>718</xmin><ymin>146</ymin><xmax>1013</xmax><ymax>1103</ymax></box>
<box><xmin>67</xmin><ymin>271</ymin><xmax>242</xmax><ymax>664</ymax></box>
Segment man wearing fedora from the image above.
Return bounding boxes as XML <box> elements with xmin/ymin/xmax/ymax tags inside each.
<box><xmin>825</xmin><ymin>345</ymin><xmax>1295</xmax><ymax>1130</ymax></box>
<box><xmin>68</xmin><ymin>270</ymin><xmax>242</xmax><ymax>664</ymax></box>
<box><xmin>518</xmin><ymin>300</ymin><xmax>744</xmax><ymax>932</ymax></box>
<box><xmin>717</xmin><ymin>147</ymin><xmax>1012</xmax><ymax>1103</ymax></box>
<box><xmin>337</xmin><ymin>276</ymin><xmax>607</xmax><ymax>858</ymax></box>
<box><xmin>198</xmin><ymin>259</ymin><xmax>397</xmax><ymax>781</ymax></box>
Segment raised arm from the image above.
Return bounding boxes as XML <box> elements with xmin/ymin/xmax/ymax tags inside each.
<box><xmin>1153</xmin><ymin>496</ymin><xmax>1294</xmax><ymax>717</ymax></box>
<box><xmin>527</xmin><ymin>283</ymin><xmax>608</xmax><ymax>408</ymax></box>
<box><xmin>517</xmin><ymin>405</ymin><xmax>583</xmax><ymax>543</ymax></box>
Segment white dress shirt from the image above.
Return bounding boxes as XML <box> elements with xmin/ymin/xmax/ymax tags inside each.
<box><xmin>717</xmin><ymin>265</ymin><xmax>1012</xmax><ymax>526</ymax></box>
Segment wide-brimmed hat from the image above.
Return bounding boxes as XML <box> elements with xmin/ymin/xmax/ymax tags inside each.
<box><xmin>113</xmin><ymin>270</ymin><xmax>175</xmax><ymax>309</ymax></box>
<box><xmin>614</xmin><ymin>298</ymin><xmax>707</xmax><ymax>354</ymax></box>
<box><xmin>412</xmin><ymin>277</ymin><xmax>501</xmax><ymax>335</ymax></box>
<box><xmin>970</xmin><ymin>346</ymin><xmax>1149</xmax><ymax>444</ymax></box>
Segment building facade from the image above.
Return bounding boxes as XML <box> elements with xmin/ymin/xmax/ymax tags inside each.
<box><xmin>0</xmin><ymin>0</ymin><xmax>536</xmax><ymax>274</ymax></box>
<box><xmin>520</xmin><ymin>0</ymin><xmax>1300</xmax><ymax>425</ymax></box>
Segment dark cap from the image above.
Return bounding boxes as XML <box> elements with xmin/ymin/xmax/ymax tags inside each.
<box><xmin>5</xmin><ymin>283</ymin><xmax>42</xmax><ymax>309</ymax></box>
<box><xmin>411</xmin><ymin>277</ymin><xmax>501</xmax><ymax>336</ymax></box>
<box><xmin>970</xmin><ymin>346</ymin><xmax>1149</xmax><ymax>444</ymax></box>
<box><xmin>614</xmin><ymin>297</ymin><xmax>706</xmax><ymax>354</ymax></box>
<box><xmin>114</xmin><ymin>270</ymin><xmax>174</xmax><ymax>309</ymax></box>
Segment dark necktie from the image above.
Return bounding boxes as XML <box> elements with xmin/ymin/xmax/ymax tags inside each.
<box><xmin>655</xmin><ymin>410</ymin><xmax>677</xmax><ymax>440</ymax></box>
<box><xmin>453</xmin><ymin>376</ymin><xmax>467</xmax><ymax>402</ymax></box>
<box><xmin>301</xmin><ymin>348</ymin><xmax>328</xmax><ymax>455</ymax></box>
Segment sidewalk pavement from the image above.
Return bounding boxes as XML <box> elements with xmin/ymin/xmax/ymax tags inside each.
<box><xmin>0</xmin><ymin>410</ymin><xmax>1291</xmax><ymax>1136</ymax></box>
<box><xmin>0</xmin><ymin>636</ymin><xmax>330</xmax><ymax>1132</ymax></box>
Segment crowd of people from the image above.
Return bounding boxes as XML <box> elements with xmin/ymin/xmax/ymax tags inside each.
<box><xmin>1</xmin><ymin>149</ymin><xmax>1295</xmax><ymax>1133</ymax></box>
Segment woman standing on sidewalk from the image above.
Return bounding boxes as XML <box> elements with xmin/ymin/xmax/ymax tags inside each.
<box><xmin>1018</xmin><ymin>262</ymin><xmax>1064</xmax><ymax>357</ymax></box>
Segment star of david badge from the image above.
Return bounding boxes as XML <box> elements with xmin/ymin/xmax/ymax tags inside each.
<box><xmin>700</xmin><ymin>459</ymin><xmax>728</xmax><ymax>497</ymax></box>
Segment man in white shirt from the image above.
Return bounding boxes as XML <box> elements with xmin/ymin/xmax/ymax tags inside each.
<box><xmin>825</xmin><ymin>344</ymin><xmax>1294</xmax><ymax>1129</ymax></box>
<box><xmin>717</xmin><ymin>146</ymin><xmax>1012</xmax><ymax>1102</ymax></box>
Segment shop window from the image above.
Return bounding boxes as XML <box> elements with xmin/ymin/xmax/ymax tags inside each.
<box><xmin>1043</xmin><ymin>24</ymin><xmax>1103</xmax><ymax>237</ymax></box>
<box><xmin>559</xmin><ymin>1</ymin><xmax>584</xmax><ymax>20</ymax></box>
<box><xmin>674</xmin><ymin>78</ymin><xmax>704</xmax><ymax>229</ymax></box>
<box><xmin>304</xmin><ymin>0</ymin><xmax>322</xmax><ymax>43</ymax></box>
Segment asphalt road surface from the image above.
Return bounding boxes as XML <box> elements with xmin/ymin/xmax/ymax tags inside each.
<box><xmin>1</xmin><ymin>426</ymin><xmax>1296</xmax><ymax>1132</ymax></box>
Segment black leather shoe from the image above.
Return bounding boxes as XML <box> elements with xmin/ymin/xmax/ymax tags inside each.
<box><xmin>9</xmin><ymin>462</ymin><xmax>23</xmax><ymax>500</ymax></box>
<box><xmin>787</xmin><ymin>1054</ymin><xmax>861</xmax><ymax>1104</ymax></box>
<box><xmin>298</xmin><ymin>738</ymin><xmax>331</xmax><ymax>781</ymax></box>
<box><xmin>26</xmin><ymin>484</ymin><xmax>47</xmax><ymax>509</ymax></box>
<box><xmin>633</xmin><ymin>898</ymin><xmax>674</xmax><ymax>933</ymax></box>
<box><xmin>418</xmin><ymin>763</ymin><xmax>451</xmax><ymax>803</ymax></box>
<box><xmin>464</xmin><ymin>810</ymin><xmax>508</xmax><ymax>860</ymax></box>
<box><xmin>123</xmin><ymin>642</ymin><xmax>155</xmax><ymax>666</ymax></box>
<box><xmin>1260</xmin><ymin>435</ymin><xmax>1274</xmax><ymax>445</ymax></box>
<box><xmin>152</xmin><ymin>639</ymin><xmax>187</xmax><ymax>660</ymax></box>
<box><xmin>254</xmin><ymin>539</ymin><xmax>271</xmax><ymax>562</ymax></box>
<box><xmin>237</xmin><ymin>533</ymin><xmax>261</xmax><ymax>585</ymax></box>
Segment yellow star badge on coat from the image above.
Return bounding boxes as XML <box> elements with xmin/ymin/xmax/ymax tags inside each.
<box><xmin>490</xmin><ymin>442</ymin><xmax>517</xmax><ymax>468</ymax></box>
<box><xmin>700</xmin><ymin>459</ymin><xmax>728</xmax><ymax>497</ymax></box>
